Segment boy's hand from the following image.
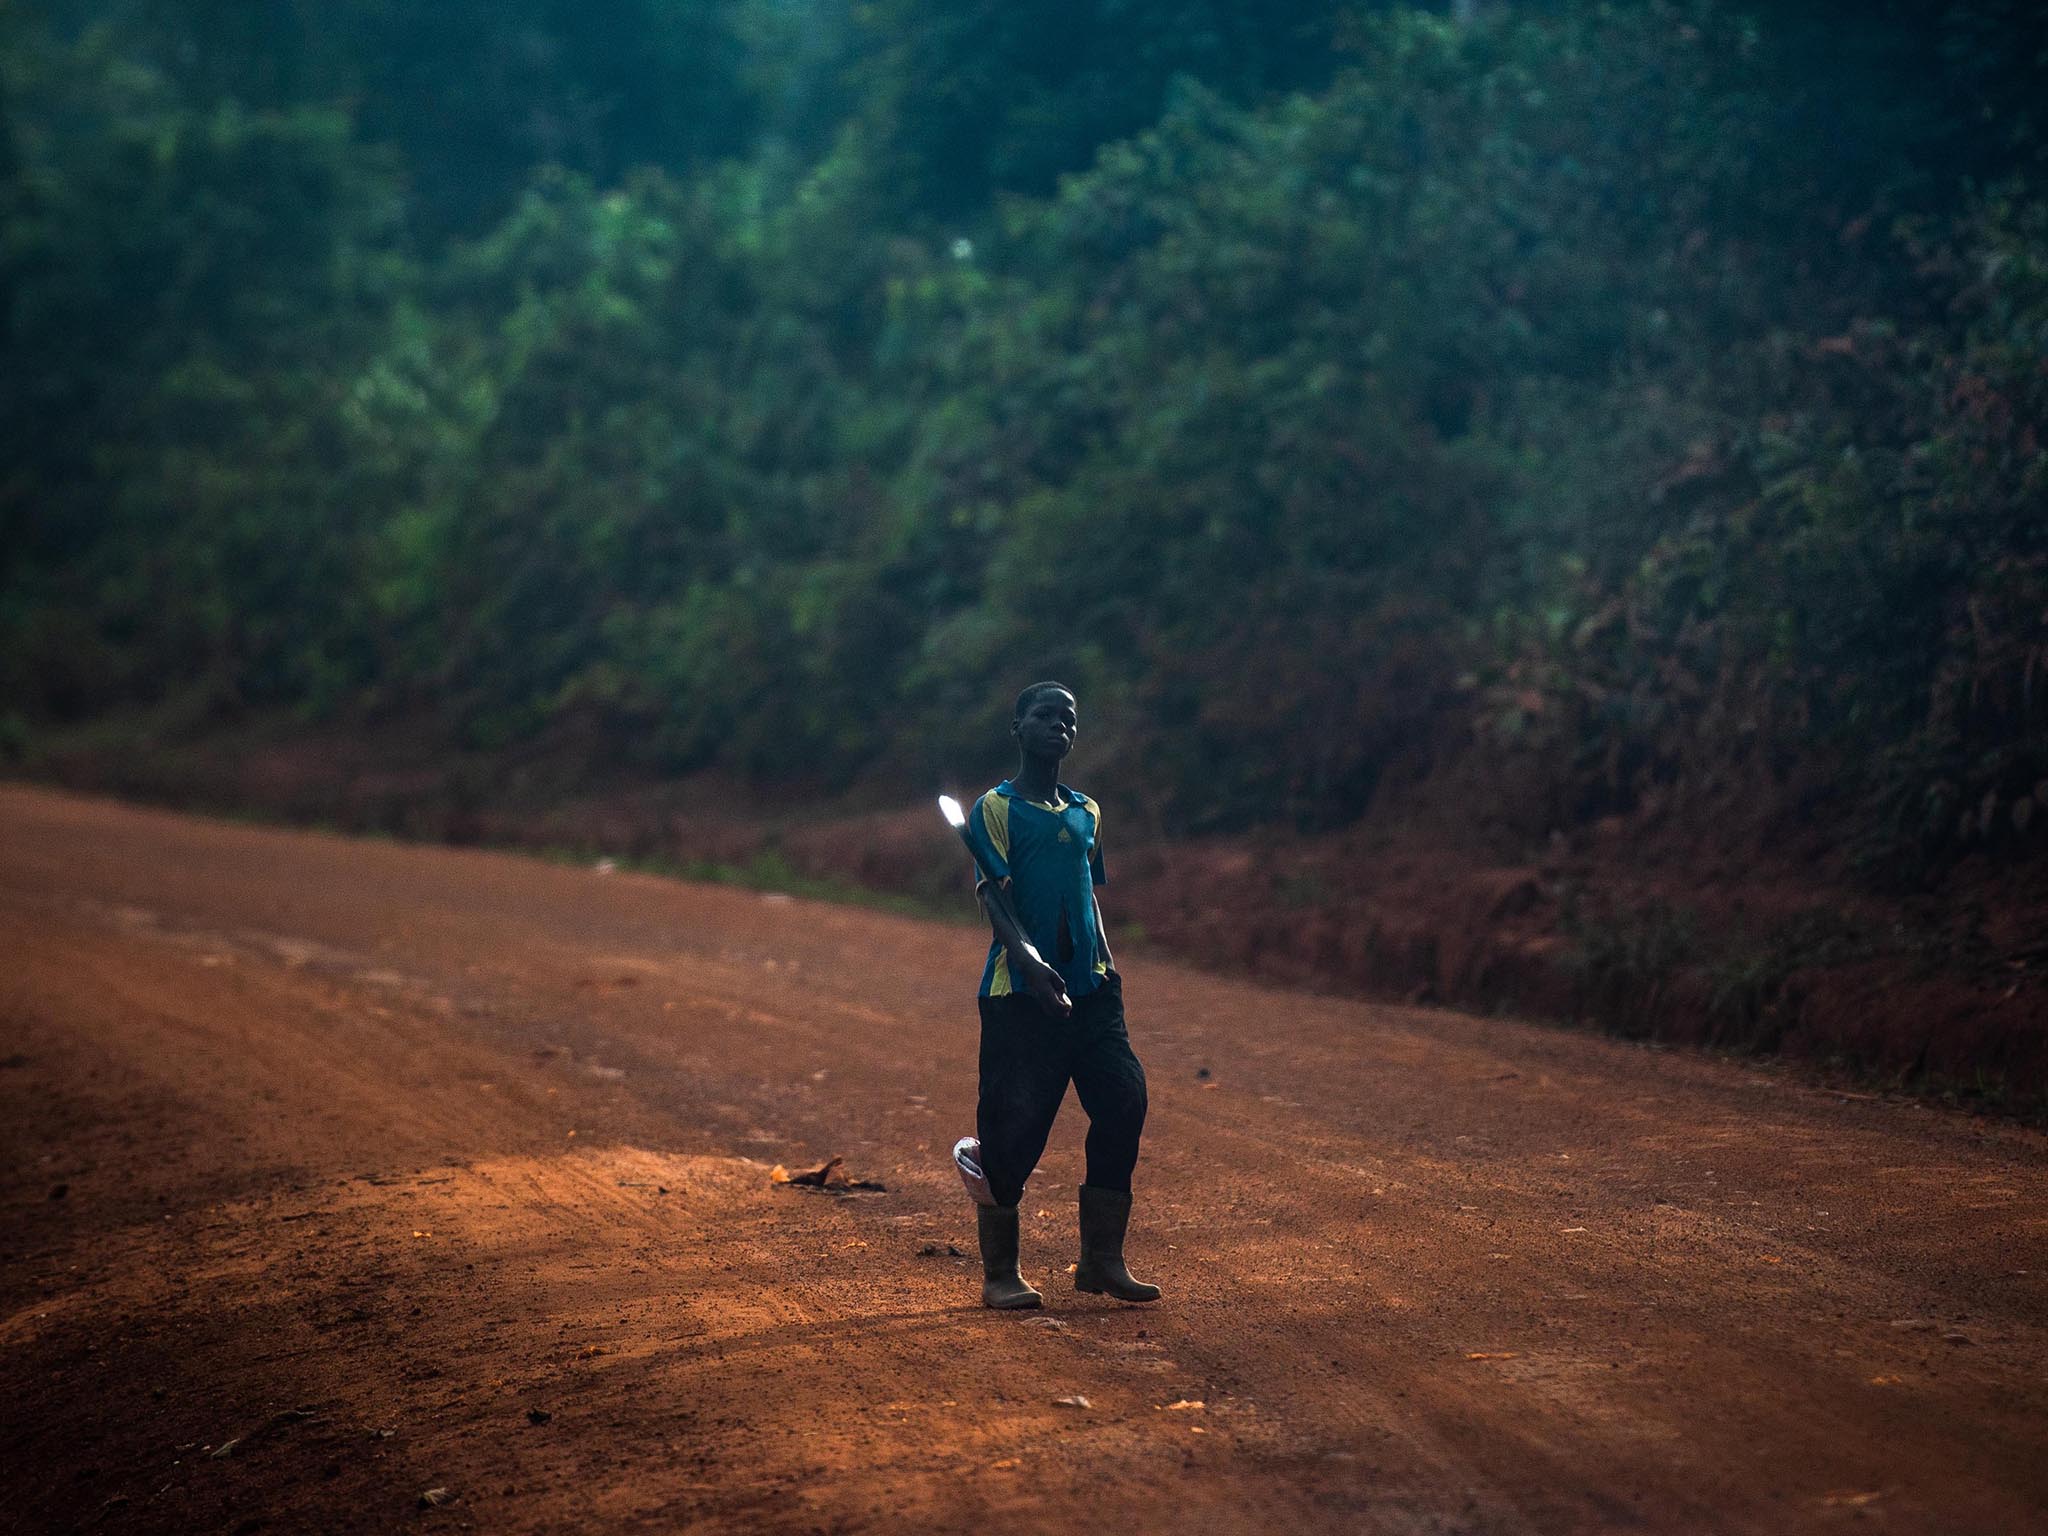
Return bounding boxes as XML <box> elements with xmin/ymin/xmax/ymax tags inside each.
<box><xmin>1019</xmin><ymin>955</ymin><xmax>1074</xmax><ymax>1018</ymax></box>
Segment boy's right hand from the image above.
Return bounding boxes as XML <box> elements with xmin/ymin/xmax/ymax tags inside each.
<box><xmin>1020</xmin><ymin>957</ymin><xmax>1074</xmax><ymax>1019</ymax></box>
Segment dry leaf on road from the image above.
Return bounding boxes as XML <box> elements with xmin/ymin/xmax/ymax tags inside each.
<box><xmin>770</xmin><ymin>1157</ymin><xmax>887</xmax><ymax>1192</ymax></box>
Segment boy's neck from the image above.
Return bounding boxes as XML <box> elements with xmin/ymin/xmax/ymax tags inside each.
<box><xmin>1011</xmin><ymin>755</ymin><xmax>1062</xmax><ymax>805</ymax></box>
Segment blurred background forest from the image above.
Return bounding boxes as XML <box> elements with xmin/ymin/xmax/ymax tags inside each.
<box><xmin>3</xmin><ymin>2</ymin><xmax>2046</xmax><ymax>1086</ymax></box>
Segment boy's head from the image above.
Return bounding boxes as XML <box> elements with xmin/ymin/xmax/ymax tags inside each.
<box><xmin>1011</xmin><ymin>681</ymin><xmax>1077</xmax><ymax>762</ymax></box>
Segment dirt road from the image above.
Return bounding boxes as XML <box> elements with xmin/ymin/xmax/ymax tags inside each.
<box><xmin>3</xmin><ymin>784</ymin><xmax>2044</xmax><ymax>1534</ymax></box>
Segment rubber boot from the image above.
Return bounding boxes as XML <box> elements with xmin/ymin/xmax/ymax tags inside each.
<box><xmin>1074</xmin><ymin>1185</ymin><xmax>1161</xmax><ymax>1303</ymax></box>
<box><xmin>977</xmin><ymin>1205</ymin><xmax>1043</xmax><ymax>1310</ymax></box>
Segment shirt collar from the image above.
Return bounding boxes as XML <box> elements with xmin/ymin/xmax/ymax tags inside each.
<box><xmin>996</xmin><ymin>778</ymin><xmax>1075</xmax><ymax>809</ymax></box>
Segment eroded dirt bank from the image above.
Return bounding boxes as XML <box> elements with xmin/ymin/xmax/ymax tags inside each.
<box><xmin>4</xmin><ymin>783</ymin><xmax>2045</xmax><ymax>1534</ymax></box>
<box><xmin>25</xmin><ymin>728</ymin><xmax>2048</xmax><ymax>1108</ymax></box>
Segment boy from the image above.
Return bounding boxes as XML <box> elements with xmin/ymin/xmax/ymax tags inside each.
<box><xmin>958</xmin><ymin>682</ymin><xmax>1159</xmax><ymax>1310</ymax></box>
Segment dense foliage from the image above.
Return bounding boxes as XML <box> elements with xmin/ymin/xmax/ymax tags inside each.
<box><xmin>3</xmin><ymin>1</ymin><xmax>2044</xmax><ymax>872</ymax></box>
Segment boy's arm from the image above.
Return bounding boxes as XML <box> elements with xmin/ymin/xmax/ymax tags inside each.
<box><xmin>977</xmin><ymin>877</ymin><xmax>1074</xmax><ymax>1018</ymax></box>
<box><xmin>1089</xmin><ymin>806</ymin><xmax>1114</xmax><ymax>975</ymax></box>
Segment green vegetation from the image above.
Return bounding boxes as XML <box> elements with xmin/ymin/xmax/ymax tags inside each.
<box><xmin>1559</xmin><ymin>893</ymin><xmax>1869</xmax><ymax>1054</ymax></box>
<box><xmin>4</xmin><ymin>2</ymin><xmax>2044</xmax><ymax>877</ymax></box>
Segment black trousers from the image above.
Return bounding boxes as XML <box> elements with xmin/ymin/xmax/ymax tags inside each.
<box><xmin>975</xmin><ymin>970</ymin><xmax>1147</xmax><ymax>1209</ymax></box>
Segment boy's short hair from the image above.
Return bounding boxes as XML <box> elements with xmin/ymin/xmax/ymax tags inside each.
<box><xmin>1013</xmin><ymin>680</ymin><xmax>1075</xmax><ymax>720</ymax></box>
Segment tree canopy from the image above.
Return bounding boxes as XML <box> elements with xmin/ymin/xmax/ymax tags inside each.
<box><xmin>3</xmin><ymin>1</ymin><xmax>2044</xmax><ymax>873</ymax></box>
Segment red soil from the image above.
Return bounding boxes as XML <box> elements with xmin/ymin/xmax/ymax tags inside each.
<box><xmin>5</xmin><ymin>783</ymin><xmax>2046</xmax><ymax>1533</ymax></box>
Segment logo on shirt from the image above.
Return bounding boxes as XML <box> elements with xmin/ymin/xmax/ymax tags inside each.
<box><xmin>1057</xmin><ymin>828</ymin><xmax>1072</xmax><ymax>843</ymax></box>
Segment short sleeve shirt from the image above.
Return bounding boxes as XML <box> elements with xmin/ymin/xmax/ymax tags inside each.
<box><xmin>962</xmin><ymin>780</ymin><xmax>1107</xmax><ymax>999</ymax></box>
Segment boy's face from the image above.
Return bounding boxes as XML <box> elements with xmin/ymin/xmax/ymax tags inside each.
<box><xmin>1013</xmin><ymin>689</ymin><xmax>1077</xmax><ymax>761</ymax></box>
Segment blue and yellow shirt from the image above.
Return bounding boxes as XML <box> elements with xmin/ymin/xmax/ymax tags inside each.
<box><xmin>963</xmin><ymin>780</ymin><xmax>1108</xmax><ymax>1000</ymax></box>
